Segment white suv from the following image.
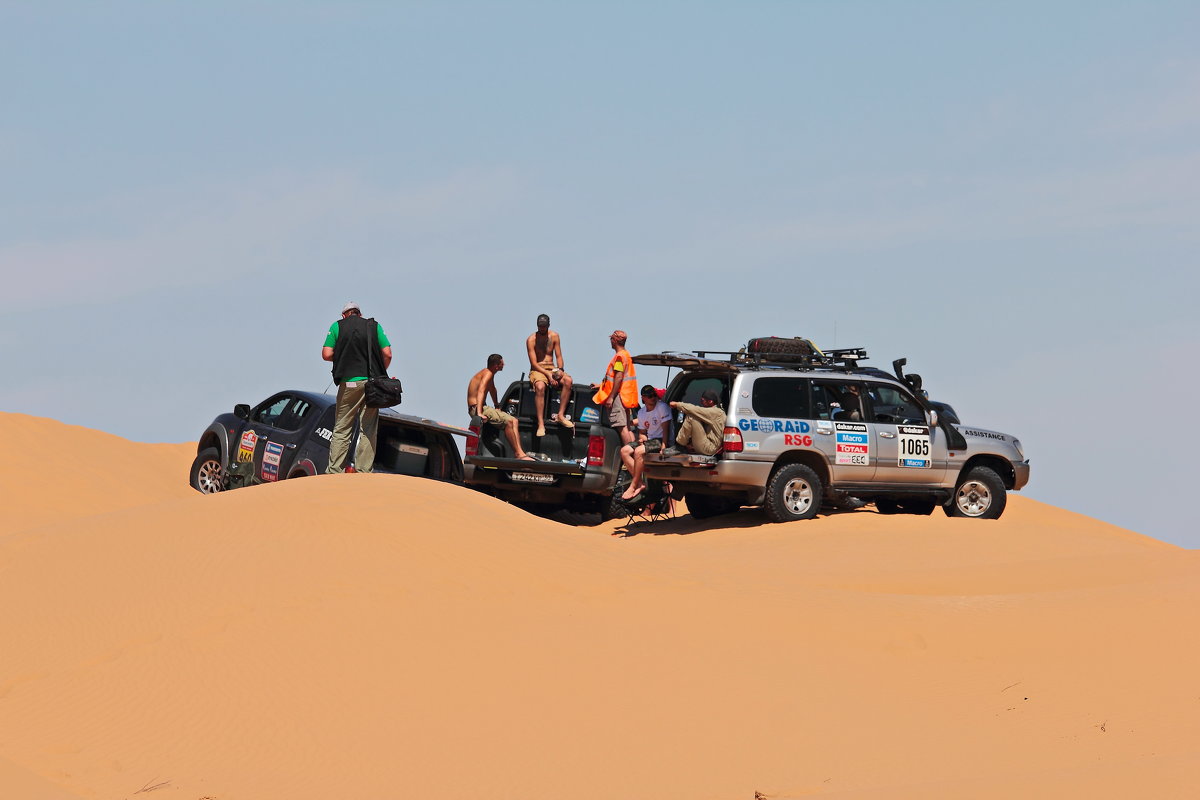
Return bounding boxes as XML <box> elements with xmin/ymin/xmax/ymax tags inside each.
<box><xmin>636</xmin><ymin>348</ymin><xmax>1029</xmax><ymax>522</ymax></box>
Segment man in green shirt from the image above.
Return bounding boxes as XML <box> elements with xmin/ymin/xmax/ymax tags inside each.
<box><xmin>321</xmin><ymin>301</ymin><xmax>393</xmax><ymax>473</ymax></box>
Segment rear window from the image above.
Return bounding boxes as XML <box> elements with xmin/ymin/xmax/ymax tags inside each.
<box><xmin>751</xmin><ymin>377</ymin><xmax>811</xmax><ymax>419</ymax></box>
<box><xmin>504</xmin><ymin>385</ymin><xmax>602</xmax><ymax>424</ymax></box>
<box><xmin>670</xmin><ymin>375</ymin><xmax>729</xmax><ymax>407</ymax></box>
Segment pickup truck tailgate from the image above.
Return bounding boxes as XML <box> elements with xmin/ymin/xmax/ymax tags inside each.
<box><xmin>466</xmin><ymin>455</ymin><xmax>586</xmax><ymax>484</ymax></box>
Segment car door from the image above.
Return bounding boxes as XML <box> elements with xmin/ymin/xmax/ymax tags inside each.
<box><xmin>864</xmin><ymin>381</ymin><xmax>948</xmax><ymax>485</ymax></box>
<box><xmin>245</xmin><ymin>393</ymin><xmax>307</xmax><ymax>482</ymax></box>
<box><xmin>810</xmin><ymin>380</ymin><xmax>875</xmax><ymax>483</ymax></box>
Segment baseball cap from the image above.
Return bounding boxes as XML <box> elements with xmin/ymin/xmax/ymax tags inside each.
<box><xmin>342</xmin><ymin>301</ymin><xmax>360</xmax><ymax>313</ymax></box>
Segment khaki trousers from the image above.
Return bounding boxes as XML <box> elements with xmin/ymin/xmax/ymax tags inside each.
<box><xmin>326</xmin><ymin>381</ymin><xmax>380</xmax><ymax>473</ymax></box>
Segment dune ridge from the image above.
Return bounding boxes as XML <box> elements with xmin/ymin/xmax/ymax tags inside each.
<box><xmin>0</xmin><ymin>412</ymin><xmax>1196</xmax><ymax>799</ymax></box>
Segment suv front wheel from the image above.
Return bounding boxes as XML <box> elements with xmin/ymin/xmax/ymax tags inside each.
<box><xmin>946</xmin><ymin>466</ymin><xmax>1007</xmax><ymax>519</ymax></box>
<box><xmin>764</xmin><ymin>463</ymin><xmax>822</xmax><ymax>523</ymax></box>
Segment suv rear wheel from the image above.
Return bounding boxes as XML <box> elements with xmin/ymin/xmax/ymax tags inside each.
<box><xmin>946</xmin><ymin>466</ymin><xmax>1006</xmax><ymax>519</ymax></box>
<box><xmin>190</xmin><ymin>447</ymin><xmax>225</xmax><ymax>494</ymax></box>
<box><xmin>764</xmin><ymin>463</ymin><xmax>822</xmax><ymax>523</ymax></box>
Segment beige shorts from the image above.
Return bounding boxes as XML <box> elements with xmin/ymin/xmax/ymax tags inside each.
<box><xmin>475</xmin><ymin>406</ymin><xmax>515</xmax><ymax>426</ymax></box>
<box><xmin>530</xmin><ymin>366</ymin><xmax>563</xmax><ymax>385</ymax></box>
<box><xmin>607</xmin><ymin>403</ymin><xmax>630</xmax><ymax>428</ymax></box>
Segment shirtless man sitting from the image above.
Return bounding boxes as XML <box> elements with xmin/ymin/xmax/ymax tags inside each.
<box><xmin>526</xmin><ymin>313</ymin><xmax>575</xmax><ymax>437</ymax></box>
<box><xmin>467</xmin><ymin>354</ymin><xmax>533</xmax><ymax>461</ymax></box>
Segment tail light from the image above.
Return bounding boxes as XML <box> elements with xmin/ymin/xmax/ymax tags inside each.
<box><xmin>466</xmin><ymin>424</ymin><xmax>481</xmax><ymax>457</ymax></box>
<box><xmin>722</xmin><ymin>426</ymin><xmax>744</xmax><ymax>453</ymax></box>
<box><xmin>587</xmin><ymin>434</ymin><xmax>606</xmax><ymax>466</ymax></box>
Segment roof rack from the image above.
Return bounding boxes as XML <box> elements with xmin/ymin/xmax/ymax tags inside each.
<box><xmin>682</xmin><ymin>346</ymin><xmax>870</xmax><ymax>371</ymax></box>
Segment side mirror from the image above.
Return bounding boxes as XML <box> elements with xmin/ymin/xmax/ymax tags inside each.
<box><xmin>927</xmin><ymin>409</ymin><xmax>939</xmax><ymax>428</ymax></box>
<box><xmin>234</xmin><ymin>404</ymin><xmax>251</xmax><ymax>420</ymax></box>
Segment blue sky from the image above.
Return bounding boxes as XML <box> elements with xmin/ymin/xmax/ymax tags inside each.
<box><xmin>3</xmin><ymin>2</ymin><xmax>1198</xmax><ymax>545</ymax></box>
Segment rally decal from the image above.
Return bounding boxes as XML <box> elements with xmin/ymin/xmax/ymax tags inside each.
<box><xmin>739</xmin><ymin>418</ymin><xmax>813</xmax><ymax>447</ymax></box>
<box><xmin>315</xmin><ymin>426</ymin><xmax>333</xmax><ymax>442</ymax></box>
<box><xmin>261</xmin><ymin>441</ymin><xmax>284</xmax><ymax>482</ymax></box>
<box><xmin>237</xmin><ymin>430</ymin><xmax>259</xmax><ymax>463</ymax></box>
<box><xmin>896</xmin><ymin>425</ymin><xmax>932</xmax><ymax>468</ymax></box>
<box><xmin>963</xmin><ymin>429</ymin><xmax>1006</xmax><ymax>442</ymax></box>
<box><xmin>835</xmin><ymin>422</ymin><xmax>869</xmax><ymax>466</ymax></box>
<box><xmin>738</xmin><ymin>418</ymin><xmax>812</xmax><ymax>434</ymax></box>
<box><xmin>579</xmin><ymin>407</ymin><xmax>601</xmax><ymax>423</ymax></box>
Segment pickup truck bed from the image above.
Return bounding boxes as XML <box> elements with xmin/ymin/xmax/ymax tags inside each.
<box><xmin>464</xmin><ymin>381</ymin><xmax>628</xmax><ymax>517</ymax></box>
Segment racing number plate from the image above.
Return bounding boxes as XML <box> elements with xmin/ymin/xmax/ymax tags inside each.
<box><xmin>897</xmin><ymin>425</ymin><xmax>932</xmax><ymax>468</ymax></box>
<box><xmin>510</xmin><ymin>471</ymin><xmax>557</xmax><ymax>485</ymax></box>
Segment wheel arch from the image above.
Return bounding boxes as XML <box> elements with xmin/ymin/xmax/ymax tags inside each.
<box><xmin>959</xmin><ymin>455</ymin><xmax>1016</xmax><ymax>489</ymax></box>
<box><xmin>198</xmin><ymin>424</ymin><xmax>230</xmax><ymax>465</ymax></box>
<box><xmin>769</xmin><ymin>449</ymin><xmax>831</xmax><ymax>493</ymax></box>
<box><xmin>287</xmin><ymin>458</ymin><xmax>317</xmax><ymax>480</ymax></box>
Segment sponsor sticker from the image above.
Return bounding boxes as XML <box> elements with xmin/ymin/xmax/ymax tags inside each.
<box><xmin>237</xmin><ymin>430</ymin><xmax>258</xmax><ymax>463</ymax></box>
<box><xmin>737</xmin><ymin>418</ymin><xmax>812</xmax><ymax>434</ymax></box>
<box><xmin>315</xmin><ymin>426</ymin><xmax>333</xmax><ymax>442</ymax></box>
<box><xmin>579</xmin><ymin>407</ymin><xmax>601</xmax><ymax>423</ymax></box>
<box><xmin>896</xmin><ymin>425</ymin><xmax>931</xmax><ymax>468</ymax></box>
<box><xmin>835</xmin><ymin>422</ymin><xmax>870</xmax><ymax>466</ymax></box>
<box><xmin>261</xmin><ymin>441</ymin><xmax>284</xmax><ymax>482</ymax></box>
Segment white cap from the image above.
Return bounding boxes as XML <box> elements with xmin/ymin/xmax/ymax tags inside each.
<box><xmin>342</xmin><ymin>301</ymin><xmax>360</xmax><ymax>313</ymax></box>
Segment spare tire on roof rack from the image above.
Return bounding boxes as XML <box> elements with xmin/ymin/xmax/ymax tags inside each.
<box><xmin>745</xmin><ymin>336</ymin><xmax>824</xmax><ymax>361</ymax></box>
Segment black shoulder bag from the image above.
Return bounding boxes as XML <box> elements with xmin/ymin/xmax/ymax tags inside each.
<box><xmin>364</xmin><ymin>319</ymin><xmax>403</xmax><ymax>408</ymax></box>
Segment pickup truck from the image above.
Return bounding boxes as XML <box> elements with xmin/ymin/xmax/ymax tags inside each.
<box><xmin>189</xmin><ymin>389</ymin><xmax>468</xmax><ymax>493</ymax></box>
<box><xmin>463</xmin><ymin>381</ymin><xmax>629</xmax><ymax>518</ymax></box>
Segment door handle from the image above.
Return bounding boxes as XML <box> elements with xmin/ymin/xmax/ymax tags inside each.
<box><xmin>878</xmin><ymin>431</ymin><xmax>896</xmax><ymax>439</ymax></box>
<box><xmin>817</xmin><ymin>429</ymin><xmax>833</xmax><ymax>435</ymax></box>
<box><xmin>285</xmin><ymin>443</ymin><xmax>298</xmax><ymax>449</ymax></box>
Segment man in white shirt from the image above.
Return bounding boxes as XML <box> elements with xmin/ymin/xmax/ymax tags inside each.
<box><xmin>620</xmin><ymin>384</ymin><xmax>672</xmax><ymax>501</ymax></box>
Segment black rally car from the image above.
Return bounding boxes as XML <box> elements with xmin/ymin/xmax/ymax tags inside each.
<box><xmin>189</xmin><ymin>389</ymin><xmax>468</xmax><ymax>493</ymax></box>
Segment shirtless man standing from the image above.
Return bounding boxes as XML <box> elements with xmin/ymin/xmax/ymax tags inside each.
<box><xmin>526</xmin><ymin>313</ymin><xmax>575</xmax><ymax>437</ymax></box>
<box><xmin>467</xmin><ymin>354</ymin><xmax>533</xmax><ymax>461</ymax></box>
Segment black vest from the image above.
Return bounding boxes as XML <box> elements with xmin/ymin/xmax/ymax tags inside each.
<box><xmin>331</xmin><ymin>315</ymin><xmax>381</xmax><ymax>383</ymax></box>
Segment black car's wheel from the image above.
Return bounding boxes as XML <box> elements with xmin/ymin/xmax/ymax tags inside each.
<box><xmin>947</xmin><ymin>466</ymin><xmax>1007</xmax><ymax>519</ymax></box>
<box><xmin>763</xmin><ymin>464</ymin><xmax>822</xmax><ymax>523</ymax></box>
<box><xmin>685</xmin><ymin>493</ymin><xmax>739</xmax><ymax>520</ymax></box>
<box><xmin>190</xmin><ymin>447</ymin><xmax>226</xmax><ymax>494</ymax></box>
<box><xmin>600</xmin><ymin>472</ymin><xmax>632</xmax><ymax>522</ymax></box>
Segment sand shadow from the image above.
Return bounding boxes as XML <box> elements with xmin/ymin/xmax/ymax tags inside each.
<box><xmin>613</xmin><ymin>503</ymin><xmax>873</xmax><ymax>537</ymax></box>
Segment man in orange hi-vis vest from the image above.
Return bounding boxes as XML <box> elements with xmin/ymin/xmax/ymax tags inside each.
<box><xmin>591</xmin><ymin>329</ymin><xmax>638</xmax><ymax>448</ymax></box>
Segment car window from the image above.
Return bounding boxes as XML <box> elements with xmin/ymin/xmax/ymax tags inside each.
<box><xmin>812</xmin><ymin>381</ymin><xmax>865</xmax><ymax>421</ymax></box>
<box><xmin>675</xmin><ymin>376</ymin><xmax>727</xmax><ymax>407</ymax></box>
<box><xmin>868</xmin><ymin>384</ymin><xmax>925</xmax><ymax>424</ymax></box>
<box><xmin>752</xmin><ymin>377</ymin><xmax>811</xmax><ymax>419</ymax></box>
<box><xmin>507</xmin><ymin>385</ymin><xmax>601</xmax><ymax>423</ymax></box>
<box><xmin>251</xmin><ymin>395</ymin><xmax>292</xmax><ymax>427</ymax></box>
<box><xmin>275</xmin><ymin>398</ymin><xmax>314</xmax><ymax>432</ymax></box>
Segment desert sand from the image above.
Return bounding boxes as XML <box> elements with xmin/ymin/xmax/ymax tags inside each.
<box><xmin>0</xmin><ymin>411</ymin><xmax>1197</xmax><ymax>799</ymax></box>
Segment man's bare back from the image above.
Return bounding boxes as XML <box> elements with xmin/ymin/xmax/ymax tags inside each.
<box><xmin>467</xmin><ymin>367</ymin><xmax>495</xmax><ymax>416</ymax></box>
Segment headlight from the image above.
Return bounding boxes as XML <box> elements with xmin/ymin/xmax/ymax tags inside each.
<box><xmin>1012</xmin><ymin>438</ymin><xmax>1026</xmax><ymax>460</ymax></box>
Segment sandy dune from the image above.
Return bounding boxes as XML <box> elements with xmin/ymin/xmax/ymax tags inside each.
<box><xmin>1</xmin><ymin>412</ymin><xmax>1196</xmax><ymax>799</ymax></box>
